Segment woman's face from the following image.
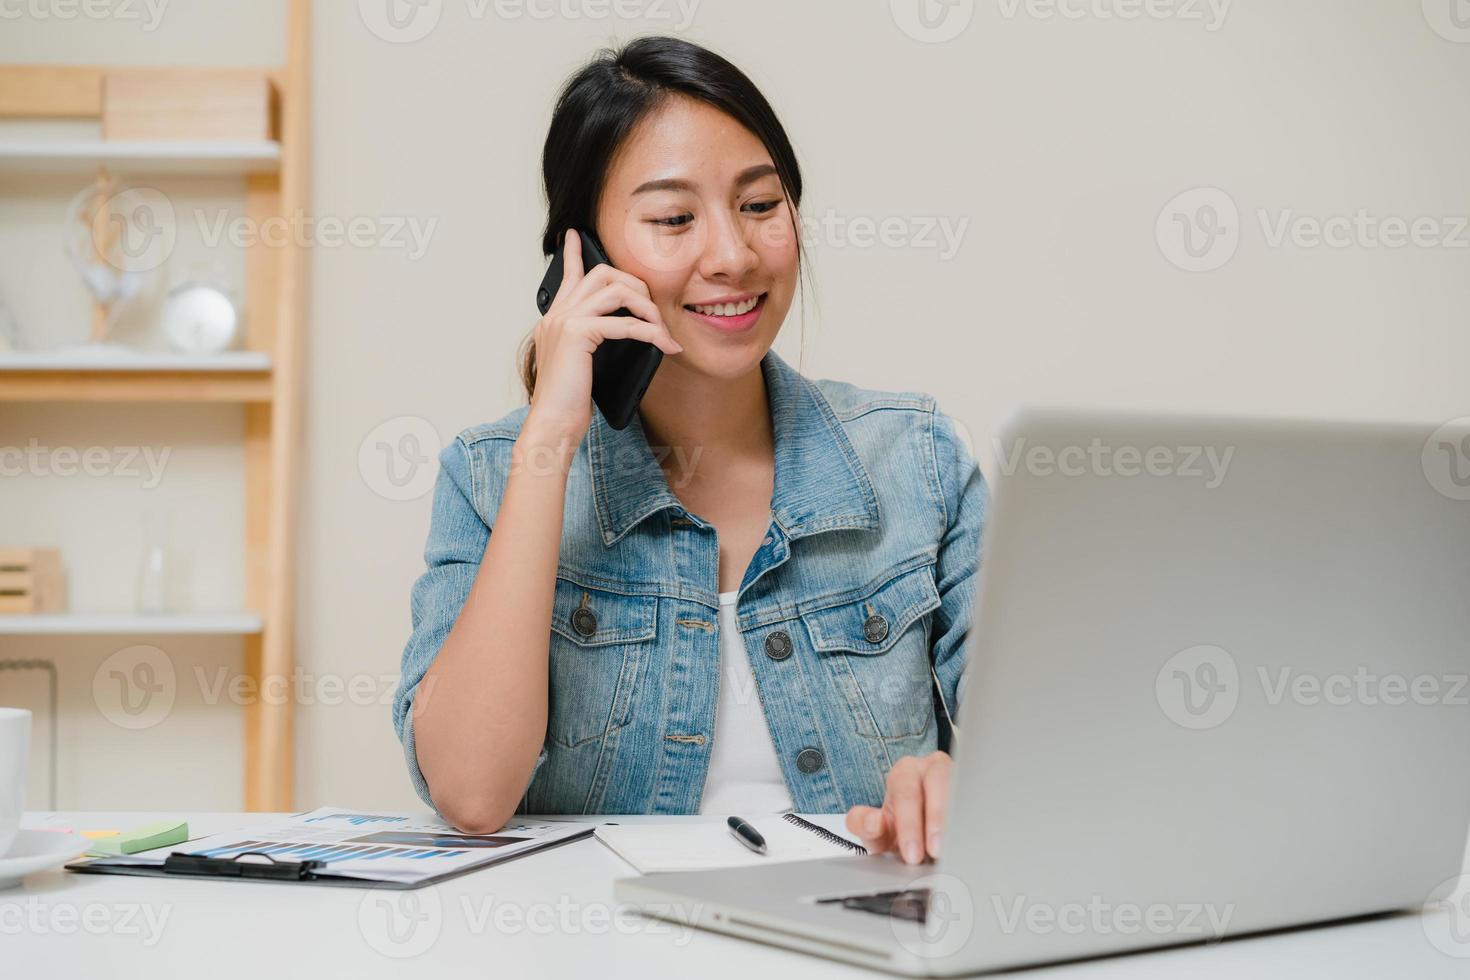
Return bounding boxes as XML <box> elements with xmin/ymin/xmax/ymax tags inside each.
<box><xmin>595</xmin><ymin>95</ymin><xmax>798</xmax><ymax>383</ymax></box>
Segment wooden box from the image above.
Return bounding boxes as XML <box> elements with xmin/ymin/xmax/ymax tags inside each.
<box><xmin>102</xmin><ymin>70</ymin><xmax>278</xmax><ymax>142</ymax></box>
<box><xmin>0</xmin><ymin>548</ymin><xmax>66</xmax><ymax>614</ymax></box>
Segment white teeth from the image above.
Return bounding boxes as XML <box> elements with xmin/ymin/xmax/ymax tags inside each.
<box><xmin>689</xmin><ymin>295</ymin><xmax>760</xmax><ymax>317</ymax></box>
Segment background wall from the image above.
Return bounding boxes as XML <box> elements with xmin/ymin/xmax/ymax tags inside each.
<box><xmin>1</xmin><ymin>0</ymin><xmax>1466</xmax><ymax>811</ymax></box>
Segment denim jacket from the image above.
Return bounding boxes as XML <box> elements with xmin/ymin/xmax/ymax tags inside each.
<box><xmin>393</xmin><ymin>350</ymin><xmax>986</xmax><ymax>815</ymax></box>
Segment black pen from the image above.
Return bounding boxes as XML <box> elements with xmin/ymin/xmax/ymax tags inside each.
<box><xmin>727</xmin><ymin>815</ymin><xmax>767</xmax><ymax>855</ymax></box>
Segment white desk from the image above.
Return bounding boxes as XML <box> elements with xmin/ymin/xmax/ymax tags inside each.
<box><xmin>7</xmin><ymin>812</ymin><xmax>1467</xmax><ymax>978</ymax></box>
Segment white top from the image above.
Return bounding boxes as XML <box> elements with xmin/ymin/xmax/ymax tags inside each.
<box><xmin>699</xmin><ymin>592</ymin><xmax>795</xmax><ymax>815</ymax></box>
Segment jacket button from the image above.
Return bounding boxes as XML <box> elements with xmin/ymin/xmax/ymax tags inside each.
<box><xmin>795</xmin><ymin>747</ymin><xmax>825</xmax><ymax>774</ymax></box>
<box><xmin>863</xmin><ymin>613</ymin><xmax>890</xmax><ymax>644</ymax></box>
<box><xmin>764</xmin><ymin>630</ymin><xmax>793</xmax><ymax>661</ymax></box>
<box><xmin>570</xmin><ymin>606</ymin><xmax>598</xmax><ymax>637</ymax></box>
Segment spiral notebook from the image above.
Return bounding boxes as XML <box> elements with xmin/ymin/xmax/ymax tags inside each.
<box><xmin>596</xmin><ymin>813</ymin><xmax>867</xmax><ymax>874</ymax></box>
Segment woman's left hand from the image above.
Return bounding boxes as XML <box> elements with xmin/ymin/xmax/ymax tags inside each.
<box><xmin>845</xmin><ymin>750</ymin><xmax>952</xmax><ymax>864</ymax></box>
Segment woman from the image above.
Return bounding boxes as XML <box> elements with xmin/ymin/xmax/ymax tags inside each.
<box><xmin>393</xmin><ymin>36</ymin><xmax>985</xmax><ymax>866</ymax></box>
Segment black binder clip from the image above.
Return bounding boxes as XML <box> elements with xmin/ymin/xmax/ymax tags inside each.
<box><xmin>162</xmin><ymin>851</ymin><xmax>325</xmax><ymax>880</ymax></box>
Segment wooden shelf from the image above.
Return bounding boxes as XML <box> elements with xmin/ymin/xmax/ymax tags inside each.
<box><xmin>1</xmin><ymin>8</ymin><xmax>310</xmax><ymax>811</ymax></box>
<box><xmin>0</xmin><ymin>139</ymin><xmax>281</xmax><ymax>176</ymax></box>
<box><xmin>0</xmin><ymin>613</ymin><xmax>264</xmax><ymax>635</ymax></box>
<box><xmin>0</xmin><ymin>351</ymin><xmax>273</xmax><ymax>401</ymax></box>
<box><xmin>0</xmin><ymin>350</ymin><xmax>271</xmax><ymax>371</ymax></box>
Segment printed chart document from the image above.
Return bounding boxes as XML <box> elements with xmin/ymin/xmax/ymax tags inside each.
<box><xmin>69</xmin><ymin>808</ymin><xmax>595</xmax><ymax>887</ymax></box>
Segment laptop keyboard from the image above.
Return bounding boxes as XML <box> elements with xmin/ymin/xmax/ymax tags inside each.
<box><xmin>816</xmin><ymin>887</ymin><xmax>932</xmax><ymax>923</ymax></box>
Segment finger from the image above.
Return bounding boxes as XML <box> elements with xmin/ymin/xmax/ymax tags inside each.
<box><xmin>582</xmin><ymin>283</ymin><xmax>665</xmax><ymax>328</ymax></box>
<box><xmin>560</xmin><ymin>228</ymin><xmax>584</xmax><ymax>289</ymax></box>
<box><xmin>567</xmin><ymin>316</ymin><xmax>683</xmax><ymax>355</ymax></box>
<box><xmin>846</xmin><ymin>805</ymin><xmax>895</xmax><ymax>854</ymax></box>
<box><xmin>887</xmin><ymin>760</ymin><xmax>926</xmax><ymax>865</ymax></box>
<box><xmin>921</xmin><ymin>753</ymin><xmax>951</xmax><ymax>859</ymax></box>
<box><xmin>577</xmin><ymin>262</ymin><xmax>653</xmax><ymax>303</ymax></box>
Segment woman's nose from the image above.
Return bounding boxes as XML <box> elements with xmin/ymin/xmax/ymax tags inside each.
<box><xmin>697</xmin><ymin>212</ymin><xmax>760</xmax><ymax>281</ymax></box>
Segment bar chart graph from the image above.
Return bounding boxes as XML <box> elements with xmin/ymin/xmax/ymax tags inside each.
<box><xmin>191</xmin><ymin>839</ymin><xmax>472</xmax><ymax>862</ymax></box>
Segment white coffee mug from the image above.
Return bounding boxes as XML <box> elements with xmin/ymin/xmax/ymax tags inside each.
<box><xmin>0</xmin><ymin>708</ymin><xmax>30</xmax><ymax>857</ymax></box>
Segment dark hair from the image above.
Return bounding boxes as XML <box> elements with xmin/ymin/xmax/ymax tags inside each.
<box><xmin>522</xmin><ymin>35</ymin><xmax>806</xmax><ymax>397</ymax></box>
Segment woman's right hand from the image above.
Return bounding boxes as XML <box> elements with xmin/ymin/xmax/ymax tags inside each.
<box><xmin>524</xmin><ymin>230</ymin><xmax>683</xmax><ymax>446</ymax></box>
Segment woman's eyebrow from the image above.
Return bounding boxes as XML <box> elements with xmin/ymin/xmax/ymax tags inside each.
<box><xmin>632</xmin><ymin>163</ymin><xmax>778</xmax><ymax>196</ymax></box>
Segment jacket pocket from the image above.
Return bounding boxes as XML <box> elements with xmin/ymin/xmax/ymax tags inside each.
<box><xmin>802</xmin><ymin>563</ymin><xmax>942</xmax><ymax>740</ymax></box>
<box><xmin>546</xmin><ymin>577</ymin><xmax>657</xmax><ymax>749</ymax></box>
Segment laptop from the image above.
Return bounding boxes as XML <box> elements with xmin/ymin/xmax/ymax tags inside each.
<box><xmin>615</xmin><ymin>408</ymin><xmax>1470</xmax><ymax>975</ymax></box>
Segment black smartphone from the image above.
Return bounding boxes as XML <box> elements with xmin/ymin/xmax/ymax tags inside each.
<box><xmin>535</xmin><ymin>229</ymin><xmax>663</xmax><ymax>431</ymax></box>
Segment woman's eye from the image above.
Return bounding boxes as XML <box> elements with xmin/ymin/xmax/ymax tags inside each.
<box><xmin>744</xmin><ymin>199</ymin><xmax>782</xmax><ymax>214</ymax></box>
<box><xmin>650</xmin><ymin>214</ymin><xmax>693</xmax><ymax>228</ymax></box>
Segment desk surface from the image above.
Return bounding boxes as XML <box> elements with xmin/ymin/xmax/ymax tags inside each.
<box><xmin>7</xmin><ymin>811</ymin><xmax>1467</xmax><ymax>979</ymax></box>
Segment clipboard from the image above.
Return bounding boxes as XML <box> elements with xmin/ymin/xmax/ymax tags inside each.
<box><xmin>67</xmin><ymin>830</ymin><xmax>594</xmax><ymax>890</ymax></box>
<box><xmin>65</xmin><ymin>808</ymin><xmax>597</xmax><ymax>890</ymax></box>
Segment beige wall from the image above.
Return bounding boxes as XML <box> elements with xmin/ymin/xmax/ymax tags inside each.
<box><xmin>2</xmin><ymin>1</ymin><xmax>1467</xmax><ymax>811</ymax></box>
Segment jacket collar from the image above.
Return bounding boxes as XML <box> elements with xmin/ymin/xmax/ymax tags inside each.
<box><xmin>588</xmin><ymin>349</ymin><xmax>880</xmax><ymax>547</ymax></box>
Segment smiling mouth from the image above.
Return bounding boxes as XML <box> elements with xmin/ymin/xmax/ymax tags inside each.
<box><xmin>682</xmin><ymin>293</ymin><xmax>767</xmax><ymax>317</ymax></box>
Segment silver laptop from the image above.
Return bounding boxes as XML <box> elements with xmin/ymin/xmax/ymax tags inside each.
<box><xmin>616</xmin><ymin>408</ymin><xmax>1470</xmax><ymax>975</ymax></box>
